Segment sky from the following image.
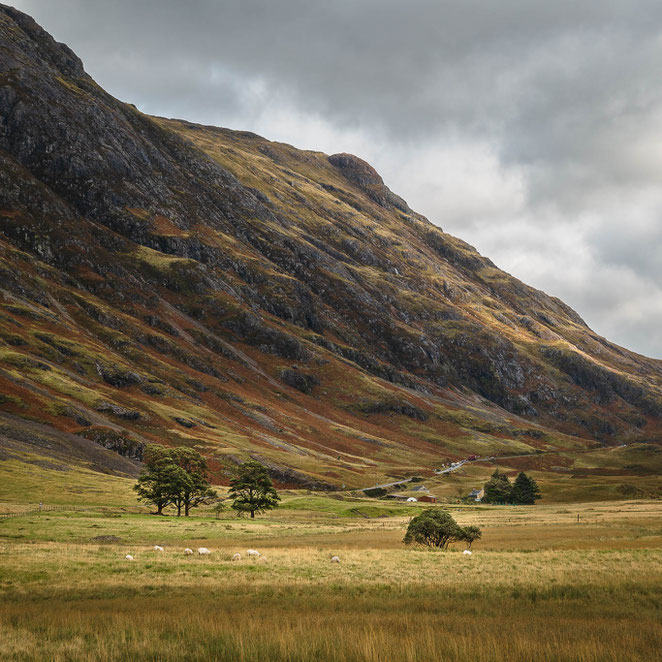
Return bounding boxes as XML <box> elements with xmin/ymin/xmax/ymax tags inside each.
<box><xmin>11</xmin><ymin>0</ymin><xmax>662</xmax><ymax>358</ymax></box>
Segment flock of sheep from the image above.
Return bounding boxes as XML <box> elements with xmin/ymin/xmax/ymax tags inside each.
<box><xmin>124</xmin><ymin>547</ymin><xmax>342</xmax><ymax>563</ymax></box>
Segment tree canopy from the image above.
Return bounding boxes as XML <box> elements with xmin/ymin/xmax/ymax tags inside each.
<box><xmin>460</xmin><ymin>525</ymin><xmax>482</xmax><ymax>548</ymax></box>
<box><xmin>134</xmin><ymin>445</ymin><xmax>217</xmax><ymax>516</ymax></box>
<box><xmin>511</xmin><ymin>472</ymin><xmax>542</xmax><ymax>505</ymax></box>
<box><xmin>482</xmin><ymin>469</ymin><xmax>513</xmax><ymax>504</ymax></box>
<box><xmin>403</xmin><ymin>508</ymin><xmax>481</xmax><ymax>550</ymax></box>
<box><xmin>481</xmin><ymin>469</ymin><xmax>541</xmax><ymax>505</ymax></box>
<box><xmin>228</xmin><ymin>460</ymin><xmax>280</xmax><ymax>518</ymax></box>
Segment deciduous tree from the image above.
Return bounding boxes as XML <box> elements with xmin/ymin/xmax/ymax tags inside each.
<box><xmin>460</xmin><ymin>525</ymin><xmax>482</xmax><ymax>548</ymax></box>
<box><xmin>403</xmin><ymin>508</ymin><xmax>464</xmax><ymax>549</ymax></box>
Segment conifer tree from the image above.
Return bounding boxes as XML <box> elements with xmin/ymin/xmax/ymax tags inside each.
<box><xmin>511</xmin><ymin>472</ymin><xmax>542</xmax><ymax>504</ymax></box>
<box><xmin>229</xmin><ymin>460</ymin><xmax>280</xmax><ymax>518</ymax></box>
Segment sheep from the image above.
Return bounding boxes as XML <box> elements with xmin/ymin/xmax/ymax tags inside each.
<box><xmin>246</xmin><ymin>549</ymin><xmax>260</xmax><ymax>558</ymax></box>
<box><xmin>125</xmin><ymin>554</ymin><xmax>134</xmax><ymax>561</ymax></box>
<box><xmin>331</xmin><ymin>556</ymin><xmax>340</xmax><ymax>563</ymax></box>
<box><xmin>153</xmin><ymin>545</ymin><xmax>164</xmax><ymax>552</ymax></box>
<box><xmin>197</xmin><ymin>547</ymin><xmax>211</xmax><ymax>556</ymax></box>
<box><xmin>184</xmin><ymin>548</ymin><xmax>194</xmax><ymax>556</ymax></box>
<box><xmin>232</xmin><ymin>553</ymin><xmax>241</xmax><ymax>562</ymax></box>
<box><xmin>463</xmin><ymin>550</ymin><xmax>472</xmax><ymax>556</ymax></box>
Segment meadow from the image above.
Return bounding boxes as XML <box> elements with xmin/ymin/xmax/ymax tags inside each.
<box><xmin>1</xmin><ymin>493</ymin><xmax>661</xmax><ymax>661</ymax></box>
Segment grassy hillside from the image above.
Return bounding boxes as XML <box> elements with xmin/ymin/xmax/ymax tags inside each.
<box><xmin>0</xmin><ymin>5</ymin><xmax>661</xmax><ymax>494</ymax></box>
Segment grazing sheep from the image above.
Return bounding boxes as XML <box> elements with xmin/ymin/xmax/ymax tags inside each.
<box><xmin>246</xmin><ymin>549</ymin><xmax>260</xmax><ymax>558</ymax></box>
<box><xmin>153</xmin><ymin>545</ymin><xmax>164</xmax><ymax>552</ymax></box>
<box><xmin>125</xmin><ymin>554</ymin><xmax>134</xmax><ymax>561</ymax></box>
<box><xmin>197</xmin><ymin>547</ymin><xmax>211</xmax><ymax>556</ymax></box>
<box><xmin>331</xmin><ymin>555</ymin><xmax>340</xmax><ymax>563</ymax></box>
<box><xmin>232</xmin><ymin>553</ymin><xmax>241</xmax><ymax>562</ymax></box>
<box><xmin>184</xmin><ymin>548</ymin><xmax>194</xmax><ymax>556</ymax></box>
<box><xmin>463</xmin><ymin>550</ymin><xmax>472</xmax><ymax>555</ymax></box>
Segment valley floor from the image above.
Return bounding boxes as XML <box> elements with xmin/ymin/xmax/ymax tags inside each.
<box><xmin>0</xmin><ymin>498</ymin><xmax>661</xmax><ymax>661</ymax></box>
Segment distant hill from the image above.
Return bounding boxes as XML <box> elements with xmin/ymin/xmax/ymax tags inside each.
<box><xmin>0</xmin><ymin>4</ymin><xmax>661</xmax><ymax>489</ymax></box>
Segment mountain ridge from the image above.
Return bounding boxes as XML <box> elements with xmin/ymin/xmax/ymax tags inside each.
<box><xmin>0</xmin><ymin>4</ymin><xmax>661</xmax><ymax>489</ymax></box>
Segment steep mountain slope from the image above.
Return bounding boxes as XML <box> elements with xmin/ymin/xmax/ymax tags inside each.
<box><xmin>0</xmin><ymin>5</ymin><xmax>661</xmax><ymax>489</ymax></box>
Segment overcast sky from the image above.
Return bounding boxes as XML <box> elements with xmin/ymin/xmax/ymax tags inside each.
<box><xmin>12</xmin><ymin>1</ymin><xmax>662</xmax><ymax>358</ymax></box>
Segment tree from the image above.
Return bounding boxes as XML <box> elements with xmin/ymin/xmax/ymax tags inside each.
<box><xmin>511</xmin><ymin>472</ymin><xmax>542</xmax><ymax>505</ymax></box>
<box><xmin>171</xmin><ymin>447</ymin><xmax>217</xmax><ymax>516</ymax></box>
<box><xmin>134</xmin><ymin>445</ymin><xmax>216</xmax><ymax>516</ymax></box>
<box><xmin>460</xmin><ymin>525</ymin><xmax>482</xmax><ymax>548</ymax></box>
<box><xmin>403</xmin><ymin>508</ymin><xmax>464</xmax><ymax>549</ymax></box>
<box><xmin>482</xmin><ymin>469</ymin><xmax>513</xmax><ymax>504</ymax></box>
<box><xmin>134</xmin><ymin>445</ymin><xmax>188</xmax><ymax>515</ymax></box>
<box><xmin>212</xmin><ymin>501</ymin><xmax>228</xmax><ymax>519</ymax></box>
<box><xmin>229</xmin><ymin>460</ymin><xmax>280</xmax><ymax>518</ymax></box>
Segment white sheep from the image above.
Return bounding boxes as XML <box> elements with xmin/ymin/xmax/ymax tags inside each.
<box><xmin>232</xmin><ymin>553</ymin><xmax>241</xmax><ymax>561</ymax></box>
<box><xmin>246</xmin><ymin>549</ymin><xmax>260</xmax><ymax>558</ymax></box>
<box><xmin>331</xmin><ymin>556</ymin><xmax>340</xmax><ymax>563</ymax></box>
<box><xmin>184</xmin><ymin>548</ymin><xmax>194</xmax><ymax>556</ymax></box>
<box><xmin>463</xmin><ymin>550</ymin><xmax>472</xmax><ymax>555</ymax></box>
<box><xmin>153</xmin><ymin>545</ymin><xmax>164</xmax><ymax>552</ymax></box>
<box><xmin>125</xmin><ymin>554</ymin><xmax>134</xmax><ymax>561</ymax></box>
<box><xmin>197</xmin><ymin>547</ymin><xmax>211</xmax><ymax>556</ymax></box>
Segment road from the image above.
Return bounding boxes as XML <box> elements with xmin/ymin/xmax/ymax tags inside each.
<box><xmin>434</xmin><ymin>460</ymin><xmax>467</xmax><ymax>475</ymax></box>
<box><xmin>361</xmin><ymin>443</ymin><xmax>629</xmax><ymax>494</ymax></box>
<box><xmin>363</xmin><ymin>460</ymin><xmax>467</xmax><ymax>493</ymax></box>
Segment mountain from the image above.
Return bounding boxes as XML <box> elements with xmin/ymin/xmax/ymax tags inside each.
<box><xmin>1</xmin><ymin>5</ymin><xmax>661</xmax><ymax>489</ymax></box>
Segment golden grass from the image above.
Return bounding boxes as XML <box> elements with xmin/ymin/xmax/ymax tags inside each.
<box><xmin>1</xmin><ymin>500</ymin><xmax>661</xmax><ymax>660</ymax></box>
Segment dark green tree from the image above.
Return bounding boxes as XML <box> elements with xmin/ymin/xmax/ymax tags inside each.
<box><xmin>511</xmin><ymin>472</ymin><xmax>542</xmax><ymax>505</ymax></box>
<box><xmin>171</xmin><ymin>447</ymin><xmax>217</xmax><ymax>516</ymax></box>
<box><xmin>133</xmin><ymin>445</ymin><xmax>188</xmax><ymax>515</ymax></box>
<box><xmin>482</xmin><ymin>469</ymin><xmax>513</xmax><ymax>504</ymax></box>
<box><xmin>460</xmin><ymin>525</ymin><xmax>482</xmax><ymax>548</ymax></box>
<box><xmin>229</xmin><ymin>460</ymin><xmax>280</xmax><ymax>518</ymax></box>
<box><xmin>134</xmin><ymin>445</ymin><xmax>216</xmax><ymax>516</ymax></box>
<box><xmin>403</xmin><ymin>508</ymin><xmax>464</xmax><ymax>549</ymax></box>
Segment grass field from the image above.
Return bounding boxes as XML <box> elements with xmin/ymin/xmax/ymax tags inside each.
<box><xmin>1</xmin><ymin>495</ymin><xmax>662</xmax><ymax>661</ymax></box>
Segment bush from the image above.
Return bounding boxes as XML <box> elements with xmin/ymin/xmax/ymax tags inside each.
<box><xmin>404</xmin><ymin>509</ymin><xmax>463</xmax><ymax>549</ymax></box>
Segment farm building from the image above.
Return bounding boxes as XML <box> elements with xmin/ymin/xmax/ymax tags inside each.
<box><xmin>411</xmin><ymin>485</ymin><xmax>430</xmax><ymax>493</ymax></box>
<box><xmin>417</xmin><ymin>495</ymin><xmax>437</xmax><ymax>503</ymax></box>
<box><xmin>468</xmin><ymin>488</ymin><xmax>484</xmax><ymax>502</ymax></box>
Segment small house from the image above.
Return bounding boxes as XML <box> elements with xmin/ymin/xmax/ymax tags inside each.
<box><xmin>417</xmin><ymin>495</ymin><xmax>437</xmax><ymax>503</ymax></box>
<box><xmin>468</xmin><ymin>488</ymin><xmax>484</xmax><ymax>502</ymax></box>
<box><xmin>411</xmin><ymin>485</ymin><xmax>429</xmax><ymax>493</ymax></box>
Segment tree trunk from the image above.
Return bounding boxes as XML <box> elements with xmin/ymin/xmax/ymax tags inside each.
<box><xmin>250</xmin><ymin>510</ymin><xmax>255</xmax><ymax>518</ymax></box>
<box><xmin>157</xmin><ymin>504</ymin><xmax>163</xmax><ymax>515</ymax></box>
<box><xmin>177</xmin><ymin>503</ymin><xmax>181</xmax><ymax>517</ymax></box>
<box><xmin>185</xmin><ymin>503</ymin><xmax>190</xmax><ymax>517</ymax></box>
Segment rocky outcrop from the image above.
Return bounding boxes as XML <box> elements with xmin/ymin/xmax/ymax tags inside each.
<box><xmin>279</xmin><ymin>367</ymin><xmax>320</xmax><ymax>394</ymax></box>
<box><xmin>328</xmin><ymin>153</ymin><xmax>413</xmax><ymax>214</ymax></box>
<box><xmin>81</xmin><ymin>426</ymin><xmax>145</xmax><ymax>461</ymax></box>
